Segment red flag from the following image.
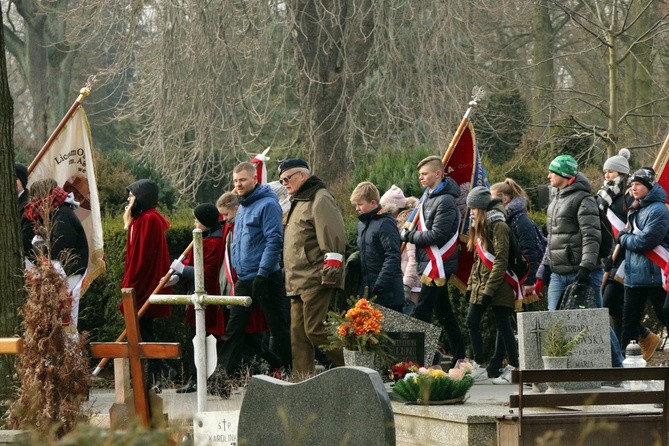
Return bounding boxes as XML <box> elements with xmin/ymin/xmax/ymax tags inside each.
<box><xmin>443</xmin><ymin>123</ymin><xmax>489</xmax><ymax>291</ymax></box>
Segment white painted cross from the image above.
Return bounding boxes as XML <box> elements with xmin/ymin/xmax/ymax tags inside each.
<box><xmin>150</xmin><ymin>229</ymin><xmax>251</xmax><ymax>412</ymax></box>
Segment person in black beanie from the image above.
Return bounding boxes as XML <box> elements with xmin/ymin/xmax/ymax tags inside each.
<box><xmin>169</xmin><ymin>203</ymin><xmax>226</xmax><ymax>393</ymax></box>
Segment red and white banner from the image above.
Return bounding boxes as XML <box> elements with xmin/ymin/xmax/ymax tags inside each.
<box><xmin>28</xmin><ymin>106</ymin><xmax>105</xmax><ymax>296</ymax></box>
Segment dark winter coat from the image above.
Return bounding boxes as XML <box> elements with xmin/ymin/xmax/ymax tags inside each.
<box><xmin>51</xmin><ymin>203</ymin><xmax>89</xmax><ymax>276</ymax></box>
<box><xmin>505</xmin><ymin>196</ymin><xmax>545</xmax><ymax>286</ymax></box>
<box><xmin>619</xmin><ymin>184</ymin><xmax>669</xmax><ymax>287</ymax></box>
<box><xmin>544</xmin><ymin>173</ymin><xmax>601</xmax><ymax>273</ymax></box>
<box><xmin>356</xmin><ymin>207</ymin><xmax>405</xmax><ymax>309</ymax></box>
<box><xmin>410</xmin><ymin>177</ymin><xmax>462</xmax><ymax>280</ymax></box>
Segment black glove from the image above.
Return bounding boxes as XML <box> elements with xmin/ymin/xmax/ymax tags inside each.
<box><xmin>400</xmin><ymin>228</ymin><xmax>414</xmax><ymax>243</ymax></box>
<box><xmin>482</xmin><ymin>293</ymin><xmax>493</xmax><ymax>306</ymax></box>
<box><xmin>602</xmin><ymin>256</ymin><xmax>613</xmax><ymax>273</ymax></box>
<box><xmin>252</xmin><ymin>276</ymin><xmax>269</xmax><ymax>301</ymax></box>
<box><xmin>372</xmin><ymin>285</ymin><xmax>384</xmax><ymax>297</ymax></box>
<box><xmin>464</xmin><ymin>290</ymin><xmax>472</xmax><ymax>301</ymax></box>
<box><xmin>575</xmin><ymin>267</ymin><xmax>591</xmax><ymax>284</ymax></box>
<box><xmin>616</xmin><ymin>230</ymin><xmax>628</xmax><ymax>244</ymax></box>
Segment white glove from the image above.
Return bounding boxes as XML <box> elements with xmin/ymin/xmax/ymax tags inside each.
<box><xmin>165</xmin><ymin>275</ymin><xmax>179</xmax><ymax>287</ymax></box>
<box><xmin>170</xmin><ymin>259</ymin><xmax>185</xmax><ymax>274</ymax></box>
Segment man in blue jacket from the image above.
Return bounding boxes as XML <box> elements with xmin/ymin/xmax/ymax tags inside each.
<box><xmin>219</xmin><ymin>161</ymin><xmax>292</xmax><ymax>378</ymax></box>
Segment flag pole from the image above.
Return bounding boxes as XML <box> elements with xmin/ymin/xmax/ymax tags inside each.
<box><xmin>400</xmin><ymin>87</ymin><xmax>485</xmax><ymax>252</ymax></box>
<box><xmin>92</xmin><ymin>147</ymin><xmax>272</xmax><ymax>376</ymax></box>
<box><xmin>603</xmin><ymin>131</ymin><xmax>669</xmax><ymax>285</ymax></box>
<box><xmin>92</xmin><ymin>242</ymin><xmax>193</xmax><ymax>376</ymax></box>
<box><xmin>28</xmin><ymin>85</ymin><xmax>91</xmax><ymax>174</ymax></box>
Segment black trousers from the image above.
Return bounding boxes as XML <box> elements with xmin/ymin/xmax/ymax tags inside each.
<box><xmin>218</xmin><ymin>269</ymin><xmax>292</xmax><ymax>374</ymax></box>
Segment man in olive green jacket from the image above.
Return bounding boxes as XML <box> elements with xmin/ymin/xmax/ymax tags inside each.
<box><xmin>280</xmin><ymin>158</ymin><xmax>346</xmax><ymax>376</ymax></box>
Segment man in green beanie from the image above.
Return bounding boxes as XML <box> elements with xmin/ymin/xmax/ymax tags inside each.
<box><xmin>540</xmin><ymin>154</ymin><xmax>624</xmax><ymax>367</ymax></box>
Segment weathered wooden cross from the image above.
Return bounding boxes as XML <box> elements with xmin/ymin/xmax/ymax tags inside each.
<box><xmin>90</xmin><ymin>288</ymin><xmax>181</xmax><ymax>427</ymax></box>
<box><xmin>150</xmin><ymin>229</ymin><xmax>252</xmax><ymax>412</ymax></box>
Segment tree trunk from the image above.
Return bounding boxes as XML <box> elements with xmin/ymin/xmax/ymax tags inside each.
<box><xmin>3</xmin><ymin>0</ymin><xmax>76</xmax><ymax>148</ymax></box>
<box><xmin>530</xmin><ymin>0</ymin><xmax>555</xmax><ymax>140</ymax></box>
<box><xmin>0</xmin><ymin>9</ymin><xmax>27</xmax><ymax>404</ymax></box>
<box><xmin>287</xmin><ymin>0</ymin><xmax>375</xmax><ymax>185</ymax></box>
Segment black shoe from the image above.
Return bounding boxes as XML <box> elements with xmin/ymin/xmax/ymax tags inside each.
<box><xmin>176</xmin><ymin>381</ymin><xmax>197</xmax><ymax>394</ymax></box>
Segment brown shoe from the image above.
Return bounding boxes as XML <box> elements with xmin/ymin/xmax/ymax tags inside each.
<box><xmin>639</xmin><ymin>332</ymin><xmax>662</xmax><ymax>361</ymax></box>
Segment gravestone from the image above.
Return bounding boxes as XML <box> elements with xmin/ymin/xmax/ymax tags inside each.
<box><xmin>518</xmin><ymin>308</ymin><xmax>611</xmax><ymax>389</ymax></box>
<box><xmin>238</xmin><ymin>367</ymin><xmax>395</xmax><ymax>445</ymax></box>
<box><xmin>386</xmin><ymin>331</ymin><xmax>425</xmax><ymax>365</ymax></box>
<box><xmin>372</xmin><ymin>303</ymin><xmax>441</xmax><ymax>367</ymax></box>
<box><xmin>193</xmin><ymin>411</ymin><xmax>239</xmax><ymax>446</ymax></box>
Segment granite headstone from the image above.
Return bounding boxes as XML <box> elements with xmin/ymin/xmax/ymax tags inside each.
<box><xmin>372</xmin><ymin>303</ymin><xmax>441</xmax><ymax>367</ymax></box>
<box><xmin>193</xmin><ymin>410</ymin><xmax>239</xmax><ymax>446</ymax></box>
<box><xmin>518</xmin><ymin>308</ymin><xmax>611</xmax><ymax>389</ymax></box>
<box><xmin>238</xmin><ymin>367</ymin><xmax>395</xmax><ymax>445</ymax></box>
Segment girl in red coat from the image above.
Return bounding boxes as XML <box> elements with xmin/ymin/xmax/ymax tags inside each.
<box><xmin>169</xmin><ymin>203</ymin><xmax>226</xmax><ymax>393</ymax></box>
<box><xmin>121</xmin><ymin>179</ymin><xmax>175</xmax><ymax>391</ymax></box>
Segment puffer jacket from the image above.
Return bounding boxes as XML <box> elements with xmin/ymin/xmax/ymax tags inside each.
<box><xmin>468</xmin><ymin>202</ymin><xmax>515</xmax><ymax>309</ymax></box>
<box><xmin>284</xmin><ymin>176</ymin><xmax>346</xmax><ymax>295</ymax></box>
<box><xmin>619</xmin><ymin>183</ymin><xmax>669</xmax><ymax>287</ymax></box>
<box><xmin>410</xmin><ymin>177</ymin><xmax>461</xmax><ymax>280</ymax></box>
<box><xmin>505</xmin><ymin>196</ymin><xmax>544</xmax><ymax>286</ymax></box>
<box><xmin>356</xmin><ymin>207</ymin><xmax>404</xmax><ymax>309</ymax></box>
<box><xmin>232</xmin><ymin>184</ymin><xmax>283</xmax><ymax>281</ymax></box>
<box><xmin>545</xmin><ymin>173</ymin><xmax>601</xmax><ymax>273</ymax></box>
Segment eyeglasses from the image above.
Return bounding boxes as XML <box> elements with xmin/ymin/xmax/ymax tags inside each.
<box><xmin>280</xmin><ymin>171</ymin><xmax>300</xmax><ymax>184</ymax></box>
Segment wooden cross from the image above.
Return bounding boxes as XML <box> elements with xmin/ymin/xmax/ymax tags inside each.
<box><xmin>0</xmin><ymin>338</ymin><xmax>23</xmax><ymax>355</ymax></box>
<box><xmin>150</xmin><ymin>229</ymin><xmax>252</xmax><ymax>412</ymax></box>
<box><xmin>90</xmin><ymin>288</ymin><xmax>181</xmax><ymax>427</ymax></box>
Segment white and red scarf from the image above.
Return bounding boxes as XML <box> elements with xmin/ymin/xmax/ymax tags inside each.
<box><xmin>418</xmin><ymin>204</ymin><xmax>459</xmax><ymax>285</ymax></box>
<box><xmin>474</xmin><ymin>238</ymin><xmax>524</xmax><ymax>301</ymax></box>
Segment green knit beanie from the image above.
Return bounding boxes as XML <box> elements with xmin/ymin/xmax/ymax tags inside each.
<box><xmin>549</xmin><ymin>155</ymin><xmax>578</xmax><ymax>179</ymax></box>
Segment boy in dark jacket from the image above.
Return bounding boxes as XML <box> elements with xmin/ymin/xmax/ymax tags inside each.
<box><xmin>400</xmin><ymin>155</ymin><xmax>466</xmax><ymax>367</ymax></box>
<box><xmin>350</xmin><ymin>181</ymin><xmax>404</xmax><ymax>312</ymax></box>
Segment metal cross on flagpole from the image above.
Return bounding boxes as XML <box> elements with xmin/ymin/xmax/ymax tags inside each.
<box><xmin>149</xmin><ymin>229</ymin><xmax>252</xmax><ymax>412</ymax></box>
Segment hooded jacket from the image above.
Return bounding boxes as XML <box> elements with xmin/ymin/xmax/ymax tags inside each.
<box><xmin>121</xmin><ymin>179</ymin><xmax>172</xmax><ymax>319</ymax></box>
<box><xmin>411</xmin><ymin>176</ymin><xmax>461</xmax><ymax>280</ymax></box>
<box><xmin>232</xmin><ymin>183</ymin><xmax>283</xmax><ymax>281</ymax></box>
<box><xmin>505</xmin><ymin>196</ymin><xmax>545</xmax><ymax>286</ymax></box>
<box><xmin>284</xmin><ymin>176</ymin><xmax>346</xmax><ymax>295</ymax></box>
<box><xmin>544</xmin><ymin>173</ymin><xmax>601</xmax><ymax>274</ymax></box>
<box><xmin>619</xmin><ymin>183</ymin><xmax>669</xmax><ymax>287</ymax></box>
<box><xmin>356</xmin><ymin>207</ymin><xmax>405</xmax><ymax>309</ymax></box>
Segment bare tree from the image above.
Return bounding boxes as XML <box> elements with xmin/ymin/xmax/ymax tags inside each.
<box><xmin>2</xmin><ymin>0</ymin><xmax>79</xmax><ymax>145</ymax></box>
<box><xmin>551</xmin><ymin>0</ymin><xmax>669</xmax><ymax>158</ymax></box>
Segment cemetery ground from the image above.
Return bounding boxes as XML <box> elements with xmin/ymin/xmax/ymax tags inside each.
<box><xmin>71</xmin><ymin>341</ymin><xmax>669</xmax><ymax>446</ymax></box>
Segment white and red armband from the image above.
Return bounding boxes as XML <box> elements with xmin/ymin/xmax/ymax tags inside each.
<box><xmin>323</xmin><ymin>252</ymin><xmax>344</xmax><ymax>268</ymax></box>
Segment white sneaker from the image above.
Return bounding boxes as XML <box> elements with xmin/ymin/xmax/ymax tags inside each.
<box><xmin>471</xmin><ymin>363</ymin><xmax>489</xmax><ymax>382</ymax></box>
<box><xmin>492</xmin><ymin>365</ymin><xmax>515</xmax><ymax>385</ymax></box>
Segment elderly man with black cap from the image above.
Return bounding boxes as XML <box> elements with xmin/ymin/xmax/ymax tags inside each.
<box><xmin>618</xmin><ymin>167</ymin><xmax>669</xmax><ymax>354</ymax></box>
<box><xmin>279</xmin><ymin>158</ymin><xmax>346</xmax><ymax>377</ymax></box>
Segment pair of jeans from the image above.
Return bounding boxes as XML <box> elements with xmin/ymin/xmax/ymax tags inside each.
<box><xmin>621</xmin><ymin>286</ymin><xmax>668</xmax><ymax>352</ymax></box>
<box><xmin>414</xmin><ymin>280</ymin><xmax>466</xmax><ymax>363</ymax></box>
<box><xmin>547</xmin><ymin>269</ymin><xmax>624</xmax><ymax>367</ymax></box>
<box><xmin>466</xmin><ymin>303</ymin><xmax>519</xmax><ymax>375</ymax></box>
